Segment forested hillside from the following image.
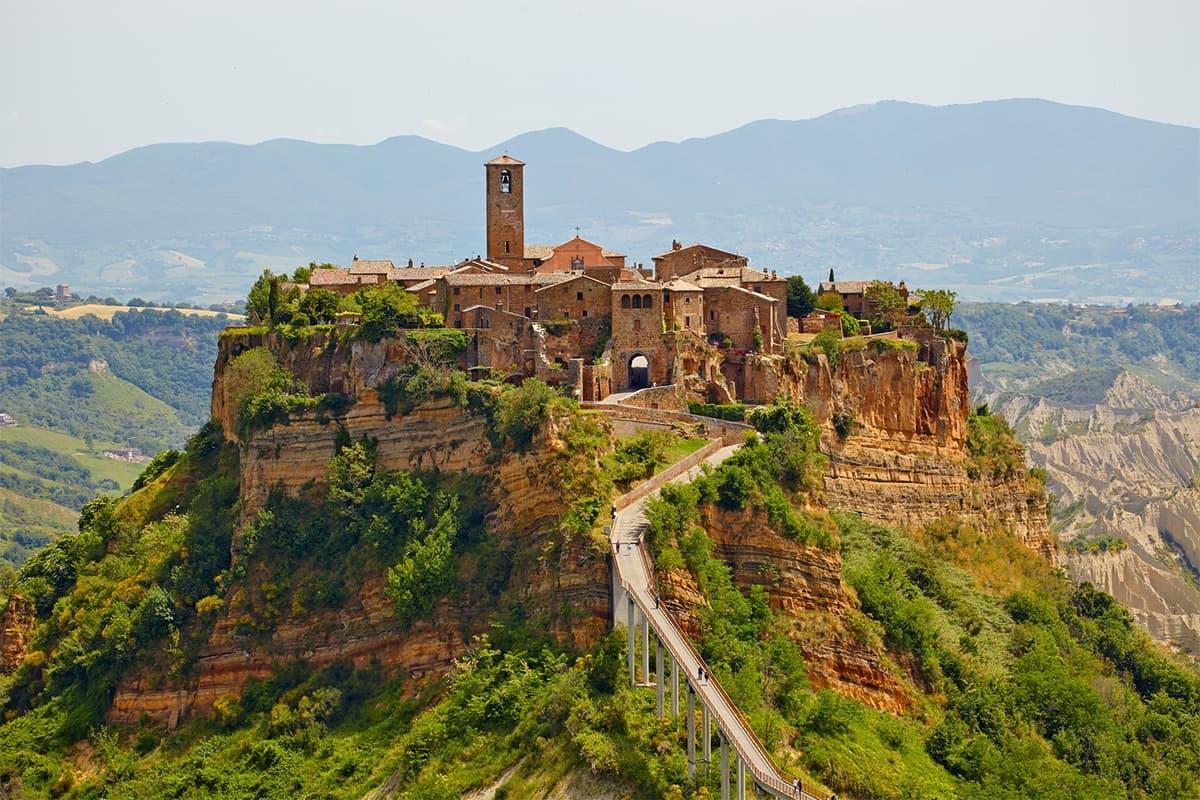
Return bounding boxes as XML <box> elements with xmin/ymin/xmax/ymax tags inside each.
<box><xmin>1</xmin><ymin>392</ymin><xmax>1197</xmax><ymax>799</ymax></box>
<box><xmin>0</xmin><ymin>307</ymin><xmax>230</xmax><ymax>577</ymax></box>
<box><xmin>957</xmin><ymin>302</ymin><xmax>1199</xmax><ymax>395</ymax></box>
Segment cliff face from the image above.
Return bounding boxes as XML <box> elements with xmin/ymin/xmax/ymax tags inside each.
<box><xmin>1018</xmin><ymin>403</ymin><xmax>1200</xmax><ymax>653</ymax></box>
<box><xmin>110</xmin><ymin>331</ymin><xmax>612</xmax><ymax>725</ymax></box>
<box><xmin>0</xmin><ymin>595</ymin><xmax>33</xmax><ymax>674</ymax></box>
<box><xmin>659</xmin><ymin>505</ymin><xmax>913</xmax><ymax>714</ymax></box>
<box><xmin>776</xmin><ymin>337</ymin><xmax>1052</xmax><ymax>556</ymax></box>
<box><xmin>110</xmin><ymin>328</ymin><xmax>1051</xmax><ymax>725</ymax></box>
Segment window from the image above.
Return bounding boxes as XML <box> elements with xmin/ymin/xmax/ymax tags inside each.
<box><xmin>496</xmin><ymin>287</ymin><xmax>503</xmax><ymax>295</ymax></box>
<box><xmin>582</xmin><ymin>309</ymin><xmax>588</xmax><ymax>317</ymax></box>
<box><xmin>633</xmin><ymin>318</ymin><xmax>641</xmax><ymax>330</ymax></box>
<box><xmin>453</xmin><ymin>303</ymin><xmax>460</xmax><ymax>312</ymax></box>
<box><xmin>576</xmin><ymin>291</ymin><xmax>584</xmax><ymax>301</ymax></box>
<box><xmin>504</xmin><ymin>241</ymin><xmax>510</xmax><ymax>254</ymax></box>
<box><xmin>685</xmin><ymin>316</ymin><xmax>691</xmax><ymax>327</ymax></box>
<box><xmin>500</xmin><ymin>169</ymin><xmax>511</xmax><ymax>193</ymax></box>
<box><xmin>663</xmin><ymin>290</ymin><xmax>671</xmax><ymax>303</ymax></box>
<box><xmin>632</xmin><ymin>295</ymin><xmax>642</xmax><ymax>309</ymax></box>
<box><xmin>685</xmin><ymin>296</ymin><xmax>691</xmax><ymax>304</ymax></box>
<box><xmin>454</xmin><ymin>320</ymin><xmax>463</xmax><ymax>328</ymax></box>
<box><xmin>621</xmin><ymin>294</ymin><xmax>631</xmax><ymax>309</ymax></box>
<box><xmin>453</xmin><ymin>286</ymin><xmax>460</xmax><ymax>295</ymax></box>
<box><xmin>709</xmin><ymin>311</ymin><xmax>715</xmax><ymax>320</ymax></box>
<box><xmin>642</xmin><ymin>294</ymin><xmax>653</xmax><ymax>309</ymax></box>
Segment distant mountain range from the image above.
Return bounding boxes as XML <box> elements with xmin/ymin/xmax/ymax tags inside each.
<box><xmin>1</xmin><ymin>99</ymin><xmax>1196</xmax><ymax>305</ymax></box>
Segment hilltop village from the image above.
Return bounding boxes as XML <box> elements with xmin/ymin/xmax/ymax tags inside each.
<box><xmin>298</xmin><ymin>155</ymin><xmax>914</xmax><ymax>403</ymax></box>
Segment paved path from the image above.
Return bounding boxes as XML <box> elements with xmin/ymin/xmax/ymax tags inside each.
<box><xmin>611</xmin><ymin>445</ymin><xmax>821</xmax><ymax>800</ymax></box>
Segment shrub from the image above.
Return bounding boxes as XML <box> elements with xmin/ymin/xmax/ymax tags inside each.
<box><xmin>491</xmin><ymin>379</ymin><xmax>560</xmax><ymax>450</ymax></box>
<box><xmin>688</xmin><ymin>401</ymin><xmax>747</xmax><ymax>422</ymax></box>
<box><xmin>812</xmin><ymin>327</ymin><xmax>842</xmax><ymax>368</ymax></box>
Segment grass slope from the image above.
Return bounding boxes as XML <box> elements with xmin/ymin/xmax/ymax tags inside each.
<box><xmin>0</xmin><ymin>370</ymin><xmax>193</xmax><ymax>453</ymax></box>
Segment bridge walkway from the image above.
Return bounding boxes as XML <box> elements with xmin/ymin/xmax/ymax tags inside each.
<box><xmin>611</xmin><ymin>445</ymin><xmax>824</xmax><ymax>800</ymax></box>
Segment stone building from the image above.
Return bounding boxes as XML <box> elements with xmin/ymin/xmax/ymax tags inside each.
<box><xmin>817</xmin><ymin>279</ymin><xmax>909</xmax><ymax>319</ymax></box>
<box><xmin>296</xmin><ymin>154</ymin><xmax>904</xmax><ymax>403</ymax></box>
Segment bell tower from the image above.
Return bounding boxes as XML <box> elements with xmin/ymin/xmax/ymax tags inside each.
<box><xmin>485</xmin><ymin>155</ymin><xmax>525</xmax><ymax>265</ymax></box>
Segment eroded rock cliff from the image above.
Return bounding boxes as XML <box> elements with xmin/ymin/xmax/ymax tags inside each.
<box><xmin>776</xmin><ymin>336</ymin><xmax>1052</xmax><ymax>556</ymax></box>
<box><xmin>659</xmin><ymin>504</ymin><xmax>913</xmax><ymax>714</ymax></box>
<box><xmin>109</xmin><ymin>330</ymin><xmax>613</xmax><ymax>725</ymax></box>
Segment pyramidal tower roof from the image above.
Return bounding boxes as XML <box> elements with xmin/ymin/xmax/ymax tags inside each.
<box><xmin>485</xmin><ymin>154</ymin><xmax>525</xmax><ymax>166</ymax></box>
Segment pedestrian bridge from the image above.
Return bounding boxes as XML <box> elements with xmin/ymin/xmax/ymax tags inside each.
<box><xmin>610</xmin><ymin>444</ymin><xmax>822</xmax><ymax>800</ymax></box>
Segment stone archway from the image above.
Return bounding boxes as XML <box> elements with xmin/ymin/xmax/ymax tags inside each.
<box><xmin>628</xmin><ymin>354</ymin><xmax>650</xmax><ymax>390</ymax></box>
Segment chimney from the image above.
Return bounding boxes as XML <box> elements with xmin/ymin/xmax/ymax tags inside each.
<box><xmin>407</xmin><ymin>258</ymin><xmax>414</xmax><ymax>268</ymax></box>
<box><xmin>672</xmin><ymin>239</ymin><xmax>681</xmax><ymax>251</ymax></box>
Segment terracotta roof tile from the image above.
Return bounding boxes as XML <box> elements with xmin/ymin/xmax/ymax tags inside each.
<box><xmin>443</xmin><ymin>273</ymin><xmax>572</xmax><ymax>287</ymax></box>
<box><xmin>349</xmin><ymin>259</ymin><xmax>395</xmax><ymax>274</ymax></box>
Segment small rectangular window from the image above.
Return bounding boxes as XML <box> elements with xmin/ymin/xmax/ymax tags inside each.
<box><xmin>496</xmin><ymin>286</ymin><xmax>503</xmax><ymax>294</ymax></box>
<box><xmin>685</xmin><ymin>316</ymin><xmax>691</xmax><ymax>327</ymax></box>
<box><xmin>582</xmin><ymin>309</ymin><xmax>588</xmax><ymax>317</ymax></box>
<box><xmin>453</xmin><ymin>303</ymin><xmax>460</xmax><ymax>312</ymax></box>
<box><xmin>454</xmin><ymin>320</ymin><xmax>462</xmax><ymax>328</ymax></box>
<box><xmin>577</xmin><ymin>292</ymin><xmax>584</xmax><ymax>301</ymax></box>
<box><xmin>453</xmin><ymin>286</ymin><xmax>460</xmax><ymax>295</ymax></box>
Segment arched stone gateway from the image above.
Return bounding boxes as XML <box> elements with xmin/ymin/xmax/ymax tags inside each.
<box><xmin>628</xmin><ymin>353</ymin><xmax>650</xmax><ymax>390</ymax></box>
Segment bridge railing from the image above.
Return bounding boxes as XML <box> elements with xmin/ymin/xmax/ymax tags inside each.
<box><xmin>621</xmin><ymin>576</ymin><xmax>810</xmax><ymax>800</ymax></box>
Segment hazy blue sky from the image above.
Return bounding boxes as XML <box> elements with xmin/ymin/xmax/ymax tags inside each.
<box><xmin>2</xmin><ymin>0</ymin><xmax>1197</xmax><ymax>167</ymax></box>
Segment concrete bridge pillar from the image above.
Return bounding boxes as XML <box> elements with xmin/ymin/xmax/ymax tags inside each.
<box><xmin>641</xmin><ymin>614</ymin><xmax>651</xmax><ymax>684</ymax></box>
<box><xmin>737</xmin><ymin>755</ymin><xmax>746</xmax><ymax>799</ymax></box>
<box><xmin>655</xmin><ymin>635</ymin><xmax>665</xmax><ymax>716</ymax></box>
<box><xmin>686</xmin><ymin>683</ymin><xmax>696</xmax><ymax>780</ymax></box>
<box><xmin>703</xmin><ymin>704</ymin><xmax>712</xmax><ymax>764</ymax></box>
<box><xmin>720</xmin><ymin>732</ymin><xmax>730</xmax><ymax>800</ymax></box>
<box><xmin>626</xmin><ymin>594</ymin><xmax>636</xmax><ymax>685</ymax></box>
<box><xmin>671</xmin><ymin>653</ymin><xmax>679</xmax><ymax>718</ymax></box>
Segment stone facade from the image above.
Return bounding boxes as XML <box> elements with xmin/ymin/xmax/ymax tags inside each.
<box><xmin>286</xmin><ymin>155</ymin><xmax>916</xmax><ymax>405</ymax></box>
<box><xmin>485</xmin><ymin>155</ymin><xmax>528</xmax><ymax>268</ymax></box>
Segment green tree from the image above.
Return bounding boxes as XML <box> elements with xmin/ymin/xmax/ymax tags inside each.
<box><xmin>245</xmin><ymin>270</ymin><xmax>275</xmax><ymax>323</ymax></box>
<box><xmin>917</xmin><ymin>288</ymin><xmax>957</xmax><ymax>331</ymax></box>
<box><xmin>865</xmin><ymin>280</ymin><xmax>907</xmax><ymax>330</ymax></box>
<box><xmin>815</xmin><ymin>292</ymin><xmax>843</xmax><ymax>312</ymax></box>
<box><xmin>786</xmin><ymin>276</ymin><xmax>815</xmax><ymax>318</ymax></box>
<box><xmin>298</xmin><ymin>287</ymin><xmax>341</xmax><ymax>325</ymax></box>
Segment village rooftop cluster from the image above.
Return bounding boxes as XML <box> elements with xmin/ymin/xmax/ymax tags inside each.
<box><xmin>294</xmin><ymin>156</ymin><xmax>911</xmax><ymax>402</ymax></box>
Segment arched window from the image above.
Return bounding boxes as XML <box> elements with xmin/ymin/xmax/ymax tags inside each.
<box><xmin>500</xmin><ymin>169</ymin><xmax>511</xmax><ymax>194</ymax></box>
<box><xmin>621</xmin><ymin>294</ymin><xmax>631</xmax><ymax>309</ymax></box>
<box><xmin>632</xmin><ymin>295</ymin><xmax>642</xmax><ymax>309</ymax></box>
<box><xmin>642</xmin><ymin>294</ymin><xmax>653</xmax><ymax>309</ymax></box>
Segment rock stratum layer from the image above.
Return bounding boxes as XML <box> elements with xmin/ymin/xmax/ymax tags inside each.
<box><xmin>781</xmin><ymin>337</ymin><xmax>1052</xmax><ymax>556</ymax></box>
<box><xmin>109</xmin><ymin>326</ymin><xmax>1050</xmax><ymax>724</ymax></box>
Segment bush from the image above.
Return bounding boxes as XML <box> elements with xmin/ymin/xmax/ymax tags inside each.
<box><xmin>812</xmin><ymin>327</ymin><xmax>842</xmax><ymax>368</ymax></box>
<box><xmin>688</xmin><ymin>401</ymin><xmax>747</xmax><ymax>422</ymax></box>
<box><xmin>491</xmin><ymin>379</ymin><xmax>560</xmax><ymax>450</ymax></box>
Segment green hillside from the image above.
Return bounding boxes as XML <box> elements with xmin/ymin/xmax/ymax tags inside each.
<box><xmin>1</xmin><ymin>393</ymin><xmax>1196</xmax><ymax>800</ymax></box>
<box><xmin>957</xmin><ymin>302</ymin><xmax>1200</xmax><ymax>395</ymax></box>
<box><xmin>0</xmin><ymin>307</ymin><xmax>229</xmax><ymax>573</ymax></box>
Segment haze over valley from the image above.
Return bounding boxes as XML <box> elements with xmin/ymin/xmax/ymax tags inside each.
<box><xmin>3</xmin><ymin>99</ymin><xmax>1196</xmax><ymax>308</ymax></box>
